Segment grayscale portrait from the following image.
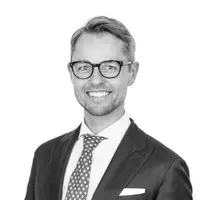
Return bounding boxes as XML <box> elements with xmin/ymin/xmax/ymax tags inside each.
<box><xmin>24</xmin><ymin>16</ymin><xmax>193</xmax><ymax>200</ymax></box>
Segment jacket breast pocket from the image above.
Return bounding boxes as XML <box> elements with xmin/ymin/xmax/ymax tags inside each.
<box><xmin>117</xmin><ymin>193</ymin><xmax>147</xmax><ymax>200</ymax></box>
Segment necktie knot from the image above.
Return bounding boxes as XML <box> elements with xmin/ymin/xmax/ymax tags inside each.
<box><xmin>83</xmin><ymin>134</ymin><xmax>106</xmax><ymax>152</ymax></box>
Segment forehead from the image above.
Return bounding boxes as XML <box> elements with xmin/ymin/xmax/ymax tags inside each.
<box><xmin>72</xmin><ymin>33</ymin><xmax>126</xmax><ymax>62</ymax></box>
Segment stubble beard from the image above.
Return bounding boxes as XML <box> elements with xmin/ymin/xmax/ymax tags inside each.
<box><xmin>75</xmin><ymin>93</ymin><xmax>123</xmax><ymax>116</ymax></box>
<box><xmin>83</xmin><ymin>101</ymin><xmax>119</xmax><ymax>116</ymax></box>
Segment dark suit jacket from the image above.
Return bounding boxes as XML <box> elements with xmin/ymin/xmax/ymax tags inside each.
<box><xmin>24</xmin><ymin>118</ymin><xmax>193</xmax><ymax>200</ymax></box>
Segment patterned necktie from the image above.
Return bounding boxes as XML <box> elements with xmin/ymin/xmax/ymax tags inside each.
<box><xmin>65</xmin><ymin>134</ymin><xmax>106</xmax><ymax>200</ymax></box>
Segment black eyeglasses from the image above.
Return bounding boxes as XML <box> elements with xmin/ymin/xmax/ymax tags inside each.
<box><xmin>68</xmin><ymin>60</ymin><xmax>133</xmax><ymax>79</ymax></box>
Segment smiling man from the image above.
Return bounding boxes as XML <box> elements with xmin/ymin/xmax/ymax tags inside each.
<box><xmin>25</xmin><ymin>16</ymin><xmax>193</xmax><ymax>200</ymax></box>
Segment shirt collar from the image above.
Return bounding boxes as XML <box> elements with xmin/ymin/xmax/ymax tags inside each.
<box><xmin>79</xmin><ymin>111</ymin><xmax>131</xmax><ymax>141</ymax></box>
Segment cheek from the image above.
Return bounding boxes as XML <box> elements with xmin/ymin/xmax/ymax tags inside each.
<box><xmin>73</xmin><ymin>80</ymin><xmax>87</xmax><ymax>98</ymax></box>
<box><xmin>112</xmin><ymin>82</ymin><xmax>128</xmax><ymax>100</ymax></box>
<box><xmin>112</xmin><ymin>76</ymin><xmax>129</xmax><ymax>96</ymax></box>
<box><xmin>74</xmin><ymin>85</ymin><xmax>83</xmax><ymax>98</ymax></box>
<box><xmin>120</xmin><ymin>85</ymin><xmax>128</xmax><ymax>97</ymax></box>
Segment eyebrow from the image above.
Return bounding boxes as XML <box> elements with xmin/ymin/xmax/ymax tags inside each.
<box><xmin>75</xmin><ymin>59</ymin><xmax>90</xmax><ymax>62</ymax></box>
<box><xmin>72</xmin><ymin>59</ymin><xmax>118</xmax><ymax>64</ymax></box>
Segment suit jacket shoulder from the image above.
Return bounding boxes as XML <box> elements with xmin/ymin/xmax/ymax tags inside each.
<box><xmin>34</xmin><ymin>124</ymin><xmax>81</xmax><ymax>162</ymax></box>
<box><xmin>137</xmin><ymin>125</ymin><xmax>184</xmax><ymax>161</ymax></box>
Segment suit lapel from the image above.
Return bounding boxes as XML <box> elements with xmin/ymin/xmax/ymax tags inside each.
<box><xmin>48</xmin><ymin>124</ymin><xmax>81</xmax><ymax>200</ymax></box>
<box><xmin>92</xmin><ymin>119</ymin><xmax>153</xmax><ymax>200</ymax></box>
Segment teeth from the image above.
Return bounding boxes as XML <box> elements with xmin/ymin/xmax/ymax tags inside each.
<box><xmin>88</xmin><ymin>91</ymin><xmax>110</xmax><ymax>97</ymax></box>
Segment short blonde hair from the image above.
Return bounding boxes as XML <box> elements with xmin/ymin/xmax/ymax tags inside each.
<box><xmin>70</xmin><ymin>16</ymin><xmax>136</xmax><ymax>62</ymax></box>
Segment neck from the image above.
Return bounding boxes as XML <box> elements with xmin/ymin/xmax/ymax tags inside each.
<box><xmin>84</xmin><ymin>105</ymin><xmax>125</xmax><ymax>134</ymax></box>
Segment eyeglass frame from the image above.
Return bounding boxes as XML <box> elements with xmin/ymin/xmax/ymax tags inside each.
<box><xmin>68</xmin><ymin>60</ymin><xmax>134</xmax><ymax>79</ymax></box>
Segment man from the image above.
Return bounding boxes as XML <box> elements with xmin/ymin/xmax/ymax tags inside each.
<box><xmin>25</xmin><ymin>16</ymin><xmax>193</xmax><ymax>200</ymax></box>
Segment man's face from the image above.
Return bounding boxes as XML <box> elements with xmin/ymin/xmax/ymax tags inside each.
<box><xmin>68</xmin><ymin>33</ymin><xmax>138</xmax><ymax>116</ymax></box>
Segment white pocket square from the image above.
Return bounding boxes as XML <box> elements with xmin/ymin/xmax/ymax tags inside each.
<box><xmin>120</xmin><ymin>188</ymin><xmax>145</xmax><ymax>196</ymax></box>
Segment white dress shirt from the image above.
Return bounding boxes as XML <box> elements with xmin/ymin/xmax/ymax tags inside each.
<box><xmin>62</xmin><ymin>111</ymin><xmax>131</xmax><ymax>200</ymax></box>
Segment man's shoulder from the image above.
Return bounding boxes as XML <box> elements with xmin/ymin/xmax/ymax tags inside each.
<box><xmin>136</xmin><ymin>125</ymin><xmax>183</xmax><ymax>162</ymax></box>
<box><xmin>34</xmin><ymin>126</ymin><xmax>79</xmax><ymax>157</ymax></box>
<box><xmin>135</xmin><ymin>125</ymin><xmax>191</xmax><ymax>177</ymax></box>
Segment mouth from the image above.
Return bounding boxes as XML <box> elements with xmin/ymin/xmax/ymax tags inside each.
<box><xmin>86</xmin><ymin>91</ymin><xmax>112</xmax><ymax>98</ymax></box>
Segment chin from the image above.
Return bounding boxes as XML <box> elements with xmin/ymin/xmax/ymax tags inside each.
<box><xmin>84</xmin><ymin>104</ymin><xmax>118</xmax><ymax>116</ymax></box>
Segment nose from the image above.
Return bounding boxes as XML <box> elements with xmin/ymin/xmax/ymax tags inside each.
<box><xmin>89</xmin><ymin>67</ymin><xmax>104</xmax><ymax>85</ymax></box>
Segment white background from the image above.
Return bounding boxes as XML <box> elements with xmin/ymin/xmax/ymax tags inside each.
<box><xmin>0</xmin><ymin>0</ymin><xmax>199</xmax><ymax>199</ymax></box>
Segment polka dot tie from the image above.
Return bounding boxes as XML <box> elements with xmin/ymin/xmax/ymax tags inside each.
<box><xmin>65</xmin><ymin>134</ymin><xmax>106</xmax><ymax>200</ymax></box>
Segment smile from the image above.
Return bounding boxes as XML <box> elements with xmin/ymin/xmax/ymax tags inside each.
<box><xmin>87</xmin><ymin>91</ymin><xmax>111</xmax><ymax>97</ymax></box>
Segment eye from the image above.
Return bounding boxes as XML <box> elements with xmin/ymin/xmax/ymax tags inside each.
<box><xmin>78</xmin><ymin>65</ymin><xmax>89</xmax><ymax>71</ymax></box>
<box><xmin>76</xmin><ymin>64</ymin><xmax>91</xmax><ymax>72</ymax></box>
<box><xmin>103</xmin><ymin>64</ymin><xmax>118</xmax><ymax>72</ymax></box>
<box><xmin>107</xmin><ymin>65</ymin><xmax>117</xmax><ymax>70</ymax></box>
<box><xmin>101</xmin><ymin>61</ymin><xmax>119</xmax><ymax>72</ymax></box>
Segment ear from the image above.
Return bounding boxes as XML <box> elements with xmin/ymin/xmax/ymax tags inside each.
<box><xmin>128</xmin><ymin>62</ymin><xmax>139</xmax><ymax>86</ymax></box>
